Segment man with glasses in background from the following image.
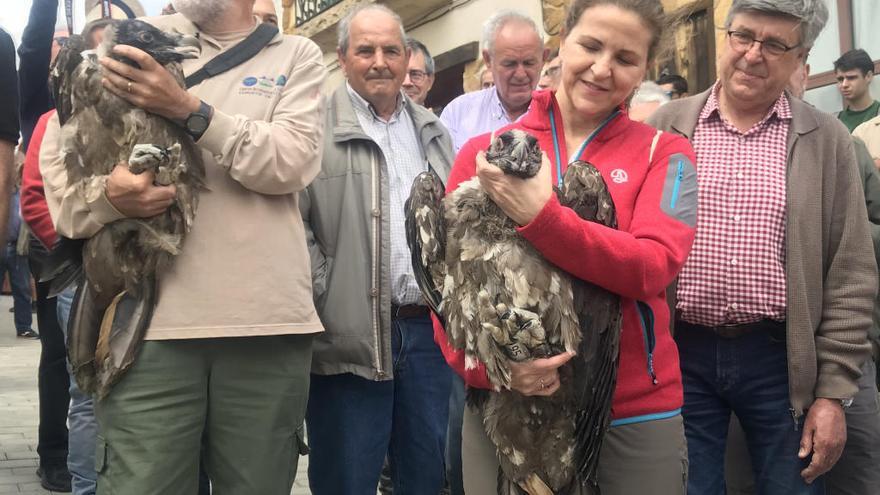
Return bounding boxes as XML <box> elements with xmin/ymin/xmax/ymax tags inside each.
<box><xmin>537</xmin><ymin>50</ymin><xmax>560</xmax><ymax>91</ymax></box>
<box><xmin>649</xmin><ymin>1</ymin><xmax>876</xmax><ymax>493</ymax></box>
<box><xmin>402</xmin><ymin>38</ymin><xmax>435</xmax><ymax>108</ymax></box>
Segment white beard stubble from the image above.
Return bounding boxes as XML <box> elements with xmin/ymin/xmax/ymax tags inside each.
<box><xmin>172</xmin><ymin>0</ymin><xmax>235</xmax><ymax>27</ymax></box>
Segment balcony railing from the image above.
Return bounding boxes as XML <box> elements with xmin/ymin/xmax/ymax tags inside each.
<box><xmin>295</xmin><ymin>0</ymin><xmax>344</xmax><ymax>26</ymax></box>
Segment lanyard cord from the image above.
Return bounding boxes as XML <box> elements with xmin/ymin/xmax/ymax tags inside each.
<box><xmin>548</xmin><ymin>105</ymin><xmax>620</xmax><ymax>187</ymax></box>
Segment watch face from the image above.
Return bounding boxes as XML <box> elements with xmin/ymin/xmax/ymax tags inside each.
<box><xmin>187</xmin><ymin>114</ymin><xmax>210</xmax><ymax>134</ymax></box>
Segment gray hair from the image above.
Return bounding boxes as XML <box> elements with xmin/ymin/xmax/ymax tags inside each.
<box><xmin>406</xmin><ymin>38</ymin><xmax>435</xmax><ymax>75</ymax></box>
<box><xmin>630</xmin><ymin>81</ymin><xmax>671</xmax><ymax>106</ymax></box>
<box><xmin>481</xmin><ymin>9</ymin><xmax>543</xmax><ymax>55</ymax></box>
<box><xmin>726</xmin><ymin>0</ymin><xmax>829</xmax><ymax>49</ymax></box>
<box><xmin>337</xmin><ymin>3</ymin><xmax>407</xmax><ymax>54</ymax></box>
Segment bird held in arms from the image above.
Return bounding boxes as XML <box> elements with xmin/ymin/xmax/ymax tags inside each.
<box><xmin>405</xmin><ymin>130</ymin><xmax>621</xmax><ymax>494</ymax></box>
<box><xmin>49</xmin><ymin>19</ymin><xmax>204</xmax><ymax>399</ymax></box>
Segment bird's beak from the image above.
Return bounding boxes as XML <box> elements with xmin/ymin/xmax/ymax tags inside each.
<box><xmin>174</xmin><ymin>34</ymin><xmax>201</xmax><ymax>59</ymax></box>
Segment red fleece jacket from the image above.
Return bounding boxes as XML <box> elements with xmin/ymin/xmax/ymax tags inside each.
<box><xmin>21</xmin><ymin>110</ymin><xmax>57</xmax><ymax>249</ymax></box>
<box><xmin>433</xmin><ymin>90</ymin><xmax>698</xmax><ymax>422</ymax></box>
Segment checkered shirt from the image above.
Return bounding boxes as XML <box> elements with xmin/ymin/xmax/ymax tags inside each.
<box><xmin>347</xmin><ymin>84</ymin><xmax>427</xmax><ymax>306</ymax></box>
<box><xmin>676</xmin><ymin>84</ymin><xmax>791</xmax><ymax>327</ymax></box>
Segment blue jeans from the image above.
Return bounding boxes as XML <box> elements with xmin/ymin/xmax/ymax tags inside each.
<box><xmin>57</xmin><ymin>286</ymin><xmax>98</xmax><ymax>495</ymax></box>
<box><xmin>307</xmin><ymin>314</ymin><xmax>453</xmax><ymax>494</ymax></box>
<box><xmin>2</xmin><ymin>244</ymin><xmax>32</xmax><ymax>333</ymax></box>
<box><xmin>676</xmin><ymin>320</ymin><xmax>824</xmax><ymax>495</ymax></box>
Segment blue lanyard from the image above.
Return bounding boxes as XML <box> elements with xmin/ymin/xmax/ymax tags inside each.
<box><xmin>548</xmin><ymin>106</ymin><xmax>620</xmax><ymax>187</ymax></box>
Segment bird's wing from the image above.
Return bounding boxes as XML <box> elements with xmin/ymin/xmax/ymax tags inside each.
<box><xmin>49</xmin><ymin>35</ymin><xmax>89</xmax><ymax>126</ymax></box>
<box><xmin>405</xmin><ymin>170</ymin><xmax>447</xmax><ymax>323</ymax></box>
<box><xmin>560</xmin><ymin>160</ymin><xmax>623</xmax><ymax>486</ymax></box>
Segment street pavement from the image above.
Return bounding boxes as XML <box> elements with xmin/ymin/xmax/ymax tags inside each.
<box><xmin>0</xmin><ymin>294</ymin><xmax>312</xmax><ymax>495</ymax></box>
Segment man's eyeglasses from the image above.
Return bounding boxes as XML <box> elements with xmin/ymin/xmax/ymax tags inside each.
<box><xmin>542</xmin><ymin>65</ymin><xmax>561</xmax><ymax>79</ymax></box>
<box><xmin>54</xmin><ymin>36</ymin><xmax>70</xmax><ymax>47</ymax></box>
<box><xmin>727</xmin><ymin>30</ymin><xmax>800</xmax><ymax>58</ymax></box>
<box><xmin>407</xmin><ymin>69</ymin><xmax>429</xmax><ymax>83</ymax></box>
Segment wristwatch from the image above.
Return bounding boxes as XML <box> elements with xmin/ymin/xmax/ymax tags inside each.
<box><xmin>840</xmin><ymin>397</ymin><xmax>854</xmax><ymax>409</ymax></box>
<box><xmin>183</xmin><ymin>100</ymin><xmax>213</xmax><ymax>141</ymax></box>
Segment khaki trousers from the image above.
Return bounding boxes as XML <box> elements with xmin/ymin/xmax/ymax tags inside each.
<box><xmin>462</xmin><ymin>405</ymin><xmax>688</xmax><ymax>494</ymax></box>
<box><xmin>95</xmin><ymin>335</ymin><xmax>313</xmax><ymax>495</ymax></box>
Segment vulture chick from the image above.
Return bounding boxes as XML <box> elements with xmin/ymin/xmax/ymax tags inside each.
<box><xmin>50</xmin><ymin>20</ymin><xmax>204</xmax><ymax>398</ymax></box>
<box><xmin>406</xmin><ymin>130</ymin><xmax>622</xmax><ymax>494</ymax></box>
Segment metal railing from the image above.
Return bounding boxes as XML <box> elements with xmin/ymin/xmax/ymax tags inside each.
<box><xmin>295</xmin><ymin>0</ymin><xmax>344</xmax><ymax>26</ymax></box>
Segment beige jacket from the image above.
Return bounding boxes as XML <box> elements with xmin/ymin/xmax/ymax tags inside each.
<box><xmin>854</xmin><ymin>115</ymin><xmax>880</xmax><ymax>161</ymax></box>
<box><xmin>40</xmin><ymin>14</ymin><xmax>327</xmax><ymax>339</ymax></box>
<box><xmin>649</xmin><ymin>89</ymin><xmax>876</xmax><ymax>415</ymax></box>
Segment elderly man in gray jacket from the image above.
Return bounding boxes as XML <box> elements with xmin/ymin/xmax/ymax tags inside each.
<box><xmin>648</xmin><ymin>0</ymin><xmax>876</xmax><ymax>493</ymax></box>
<box><xmin>300</xmin><ymin>4</ymin><xmax>454</xmax><ymax>494</ymax></box>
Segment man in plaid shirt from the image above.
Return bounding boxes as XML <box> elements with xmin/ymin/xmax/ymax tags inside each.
<box><xmin>650</xmin><ymin>1</ymin><xmax>877</xmax><ymax>494</ymax></box>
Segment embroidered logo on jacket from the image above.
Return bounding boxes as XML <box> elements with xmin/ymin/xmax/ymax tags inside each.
<box><xmin>610</xmin><ymin>169</ymin><xmax>629</xmax><ymax>184</ymax></box>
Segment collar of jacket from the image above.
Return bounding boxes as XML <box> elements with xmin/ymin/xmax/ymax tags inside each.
<box><xmin>329</xmin><ymin>84</ymin><xmax>447</xmax><ymax>147</ymax></box>
<box><xmin>519</xmin><ymin>89</ymin><xmax>629</xmax><ymax>145</ymax></box>
<box><xmin>660</xmin><ymin>86</ymin><xmax>820</xmax><ymax>142</ymax></box>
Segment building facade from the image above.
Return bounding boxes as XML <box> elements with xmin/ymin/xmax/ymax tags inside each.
<box><xmin>282</xmin><ymin>0</ymin><xmax>878</xmax><ymax>113</ymax></box>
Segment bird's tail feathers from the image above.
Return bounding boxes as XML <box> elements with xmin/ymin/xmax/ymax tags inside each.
<box><xmin>94</xmin><ymin>278</ymin><xmax>157</xmax><ymax>399</ymax></box>
<box><xmin>497</xmin><ymin>471</ymin><xmax>555</xmax><ymax>495</ymax></box>
<box><xmin>67</xmin><ymin>278</ymin><xmax>101</xmax><ymax>395</ymax></box>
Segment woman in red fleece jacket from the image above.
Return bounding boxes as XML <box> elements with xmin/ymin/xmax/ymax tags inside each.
<box><xmin>437</xmin><ymin>1</ymin><xmax>698</xmax><ymax>493</ymax></box>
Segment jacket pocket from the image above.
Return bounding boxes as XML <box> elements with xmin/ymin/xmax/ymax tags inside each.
<box><xmin>635</xmin><ymin>301</ymin><xmax>658</xmax><ymax>385</ymax></box>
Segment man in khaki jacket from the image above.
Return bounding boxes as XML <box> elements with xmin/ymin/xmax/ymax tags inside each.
<box><xmin>39</xmin><ymin>0</ymin><xmax>325</xmax><ymax>492</ymax></box>
<box><xmin>648</xmin><ymin>0</ymin><xmax>876</xmax><ymax>493</ymax></box>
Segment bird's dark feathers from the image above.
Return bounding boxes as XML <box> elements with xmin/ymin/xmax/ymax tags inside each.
<box><xmin>106</xmin><ymin>20</ymin><xmax>200</xmax><ymax>67</ymax></box>
<box><xmin>406</xmin><ymin>131</ymin><xmax>622</xmax><ymax>494</ymax></box>
<box><xmin>53</xmin><ymin>19</ymin><xmax>205</xmax><ymax>399</ymax></box>
<box><xmin>404</xmin><ymin>170</ymin><xmax>446</xmax><ymax>324</ymax></box>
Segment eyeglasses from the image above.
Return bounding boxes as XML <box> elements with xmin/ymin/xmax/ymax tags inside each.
<box><xmin>407</xmin><ymin>69</ymin><xmax>428</xmax><ymax>83</ymax></box>
<box><xmin>542</xmin><ymin>65</ymin><xmax>561</xmax><ymax>78</ymax></box>
<box><xmin>727</xmin><ymin>30</ymin><xmax>800</xmax><ymax>58</ymax></box>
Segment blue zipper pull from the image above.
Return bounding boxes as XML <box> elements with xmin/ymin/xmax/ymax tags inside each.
<box><xmin>670</xmin><ymin>160</ymin><xmax>684</xmax><ymax>209</ymax></box>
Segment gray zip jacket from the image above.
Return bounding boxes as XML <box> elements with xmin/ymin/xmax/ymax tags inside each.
<box><xmin>301</xmin><ymin>85</ymin><xmax>454</xmax><ymax>380</ymax></box>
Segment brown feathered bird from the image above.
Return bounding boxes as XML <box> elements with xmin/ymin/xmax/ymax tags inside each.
<box><xmin>49</xmin><ymin>20</ymin><xmax>204</xmax><ymax>398</ymax></box>
<box><xmin>406</xmin><ymin>130</ymin><xmax>621</xmax><ymax>494</ymax></box>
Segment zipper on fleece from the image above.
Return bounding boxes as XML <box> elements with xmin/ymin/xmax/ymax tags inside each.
<box><xmin>635</xmin><ymin>300</ymin><xmax>658</xmax><ymax>385</ymax></box>
<box><xmin>669</xmin><ymin>159</ymin><xmax>684</xmax><ymax>209</ymax></box>
<box><xmin>370</xmin><ymin>152</ymin><xmax>386</xmax><ymax>378</ymax></box>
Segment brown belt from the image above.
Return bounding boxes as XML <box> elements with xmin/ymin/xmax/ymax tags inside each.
<box><xmin>391</xmin><ymin>304</ymin><xmax>429</xmax><ymax>319</ymax></box>
<box><xmin>679</xmin><ymin>319</ymin><xmax>786</xmax><ymax>340</ymax></box>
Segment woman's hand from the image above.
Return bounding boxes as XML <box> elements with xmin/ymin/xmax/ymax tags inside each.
<box><xmin>476</xmin><ymin>150</ymin><xmax>554</xmax><ymax>226</ymax></box>
<box><xmin>508</xmin><ymin>351</ymin><xmax>575</xmax><ymax>396</ymax></box>
<box><xmin>100</xmin><ymin>45</ymin><xmax>200</xmax><ymax>121</ymax></box>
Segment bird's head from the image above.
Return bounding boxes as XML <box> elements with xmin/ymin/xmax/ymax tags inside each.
<box><xmin>103</xmin><ymin>20</ymin><xmax>200</xmax><ymax>67</ymax></box>
<box><xmin>484</xmin><ymin>130</ymin><xmax>543</xmax><ymax>179</ymax></box>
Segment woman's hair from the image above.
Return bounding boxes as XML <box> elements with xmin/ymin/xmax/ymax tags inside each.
<box><xmin>563</xmin><ymin>0</ymin><xmax>671</xmax><ymax>63</ymax></box>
